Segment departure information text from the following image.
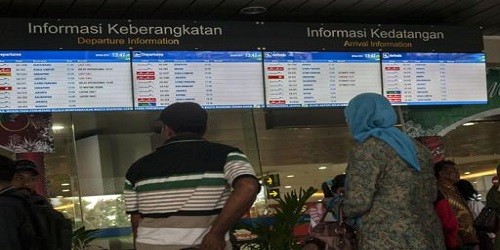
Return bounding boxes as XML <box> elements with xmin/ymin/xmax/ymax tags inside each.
<box><xmin>0</xmin><ymin>51</ymin><xmax>133</xmax><ymax>113</ymax></box>
<box><xmin>132</xmin><ymin>51</ymin><xmax>264</xmax><ymax>109</ymax></box>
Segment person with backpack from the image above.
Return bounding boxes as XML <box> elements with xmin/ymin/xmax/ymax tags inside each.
<box><xmin>11</xmin><ymin>159</ymin><xmax>73</xmax><ymax>250</ymax></box>
<box><xmin>0</xmin><ymin>155</ymin><xmax>39</xmax><ymax>250</ymax></box>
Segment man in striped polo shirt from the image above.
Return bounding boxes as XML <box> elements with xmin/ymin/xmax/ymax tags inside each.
<box><xmin>124</xmin><ymin>102</ymin><xmax>260</xmax><ymax>250</ymax></box>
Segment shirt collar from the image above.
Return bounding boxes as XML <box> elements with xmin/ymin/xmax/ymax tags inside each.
<box><xmin>159</xmin><ymin>134</ymin><xmax>206</xmax><ymax>148</ymax></box>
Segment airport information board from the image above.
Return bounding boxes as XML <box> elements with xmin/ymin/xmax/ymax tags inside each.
<box><xmin>132</xmin><ymin>51</ymin><xmax>264</xmax><ymax>109</ymax></box>
<box><xmin>263</xmin><ymin>51</ymin><xmax>381</xmax><ymax>107</ymax></box>
<box><xmin>382</xmin><ymin>52</ymin><xmax>487</xmax><ymax>105</ymax></box>
<box><xmin>0</xmin><ymin>51</ymin><xmax>133</xmax><ymax>113</ymax></box>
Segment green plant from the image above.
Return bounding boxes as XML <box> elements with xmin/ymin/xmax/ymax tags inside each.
<box><xmin>72</xmin><ymin>226</ymin><xmax>102</xmax><ymax>250</ymax></box>
<box><xmin>239</xmin><ymin>187</ymin><xmax>318</xmax><ymax>250</ymax></box>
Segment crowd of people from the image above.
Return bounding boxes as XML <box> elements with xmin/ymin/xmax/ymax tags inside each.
<box><xmin>1</xmin><ymin>94</ymin><xmax>500</xmax><ymax>249</ymax></box>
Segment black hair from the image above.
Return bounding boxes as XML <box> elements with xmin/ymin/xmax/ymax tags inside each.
<box><xmin>454</xmin><ymin>179</ymin><xmax>478</xmax><ymax>201</ymax></box>
<box><xmin>0</xmin><ymin>155</ymin><xmax>15</xmax><ymax>183</ymax></box>
<box><xmin>321</xmin><ymin>181</ymin><xmax>334</xmax><ymax>198</ymax></box>
<box><xmin>321</xmin><ymin>174</ymin><xmax>346</xmax><ymax>198</ymax></box>
<box><xmin>331</xmin><ymin>174</ymin><xmax>346</xmax><ymax>193</ymax></box>
<box><xmin>434</xmin><ymin>160</ymin><xmax>456</xmax><ymax>178</ymax></box>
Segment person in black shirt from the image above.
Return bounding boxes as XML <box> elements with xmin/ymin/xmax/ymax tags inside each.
<box><xmin>0</xmin><ymin>155</ymin><xmax>37</xmax><ymax>250</ymax></box>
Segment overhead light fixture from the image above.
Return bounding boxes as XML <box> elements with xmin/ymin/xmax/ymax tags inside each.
<box><xmin>462</xmin><ymin>122</ymin><xmax>476</xmax><ymax>126</ymax></box>
<box><xmin>318</xmin><ymin>166</ymin><xmax>327</xmax><ymax>170</ymax></box>
<box><xmin>461</xmin><ymin>170</ymin><xmax>496</xmax><ymax>179</ymax></box>
<box><xmin>464</xmin><ymin>172</ymin><xmax>471</xmax><ymax>175</ymax></box>
<box><xmin>62</xmin><ymin>189</ymin><xmax>70</xmax><ymax>192</ymax></box>
<box><xmin>240</xmin><ymin>6</ymin><xmax>267</xmax><ymax>15</ymax></box>
<box><xmin>52</xmin><ymin>125</ymin><xmax>65</xmax><ymax>131</ymax></box>
<box><xmin>285</xmin><ymin>186</ymin><xmax>292</xmax><ymax>189</ymax></box>
<box><xmin>286</xmin><ymin>175</ymin><xmax>295</xmax><ymax>178</ymax></box>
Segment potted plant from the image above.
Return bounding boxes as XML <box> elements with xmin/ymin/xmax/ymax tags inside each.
<box><xmin>72</xmin><ymin>227</ymin><xmax>102</xmax><ymax>250</ymax></box>
<box><xmin>238</xmin><ymin>187</ymin><xmax>318</xmax><ymax>250</ymax></box>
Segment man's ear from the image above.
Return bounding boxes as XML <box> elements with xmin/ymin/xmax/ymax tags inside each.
<box><xmin>162</xmin><ymin>125</ymin><xmax>175</xmax><ymax>138</ymax></box>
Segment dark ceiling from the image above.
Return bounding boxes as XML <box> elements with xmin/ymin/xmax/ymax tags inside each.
<box><xmin>1</xmin><ymin>0</ymin><xmax>500</xmax><ymax>36</ymax></box>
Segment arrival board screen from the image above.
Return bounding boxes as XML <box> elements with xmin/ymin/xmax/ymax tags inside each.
<box><xmin>132</xmin><ymin>51</ymin><xmax>264</xmax><ymax>109</ymax></box>
<box><xmin>0</xmin><ymin>51</ymin><xmax>133</xmax><ymax>113</ymax></box>
<box><xmin>263</xmin><ymin>51</ymin><xmax>382</xmax><ymax>107</ymax></box>
<box><xmin>382</xmin><ymin>52</ymin><xmax>487</xmax><ymax>105</ymax></box>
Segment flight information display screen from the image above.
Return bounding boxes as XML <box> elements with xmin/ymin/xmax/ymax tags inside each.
<box><xmin>382</xmin><ymin>52</ymin><xmax>487</xmax><ymax>105</ymax></box>
<box><xmin>132</xmin><ymin>51</ymin><xmax>264</xmax><ymax>109</ymax></box>
<box><xmin>0</xmin><ymin>51</ymin><xmax>133</xmax><ymax>113</ymax></box>
<box><xmin>263</xmin><ymin>51</ymin><xmax>382</xmax><ymax>107</ymax></box>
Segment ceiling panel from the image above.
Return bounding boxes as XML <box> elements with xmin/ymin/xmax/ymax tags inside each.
<box><xmin>445</xmin><ymin>0</ymin><xmax>500</xmax><ymax>23</ymax></box>
<box><xmin>0</xmin><ymin>0</ymin><xmax>12</xmax><ymax>15</ymax></box>
<box><xmin>258</xmin><ymin>0</ymin><xmax>308</xmax><ymax>19</ymax></box>
<box><xmin>458</xmin><ymin>3</ymin><xmax>500</xmax><ymax>25</ymax></box>
<box><xmin>346</xmin><ymin>0</ymin><xmax>391</xmax><ymax>12</ymax></box>
<box><xmin>66</xmin><ymin>0</ymin><xmax>106</xmax><ymax>18</ymax></box>
<box><xmin>244</xmin><ymin>0</ymin><xmax>281</xmax><ymax>9</ymax></box>
<box><xmin>8</xmin><ymin>0</ymin><xmax>43</xmax><ymax>17</ymax></box>
<box><xmin>205</xmin><ymin>0</ymin><xmax>253</xmax><ymax>19</ymax></box>
<box><xmin>430</xmin><ymin>0</ymin><xmax>482</xmax><ymax>17</ymax></box>
<box><xmin>483</xmin><ymin>27</ymin><xmax>500</xmax><ymax>36</ymax></box>
<box><xmin>35</xmin><ymin>0</ymin><xmax>74</xmax><ymax>18</ymax></box>
<box><xmin>182</xmin><ymin>0</ymin><xmax>226</xmax><ymax>18</ymax></box>
<box><xmin>412</xmin><ymin>0</ymin><xmax>460</xmax><ymax>15</ymax></box>
<box><xmin>287</xmin><ymin>0</ymin><xmax>333</xmax><ymax>17</ymax></box>
<box><xmin>94</xmin><ymin>0</ymin><xmax>136</xmax><ymax>19</ymax></box>
<box><xmin>125</xmin><ymin>0</ymin><xmax>167</xmax><ymax>19</ymax></box>
<box><xmin>150</xmin><ymin>0</ymin><xmax>196</xmax><ymax>19</ymax></box>
<box><xmin>365</xmin><ymin>0</ymin><xmax>414</xmax><ymax>15</ymax></box>
<box><xmin>315</xmin><ymin>0</ymin><xmax>365</xmax><ymax>18</ymax></box>
<box><xmin>392</xmin><ymin>0</ymin><xmax>437</xmax><ymax>12</ymax></box>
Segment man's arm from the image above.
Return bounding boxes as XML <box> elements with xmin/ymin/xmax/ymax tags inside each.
<box><xmin>130</xmin><ymin>213</ymin><xmax>141</xmax><ymax>242</ymax></box>
<box><xmin>124</xmin><ymin>174</ymin><xmax>140</xmax><ymax>242</ymax></box>
<box><xmin>200</xmin><ymin>176</ymin><xmax>260</xmax><ymax>250</ymax></box>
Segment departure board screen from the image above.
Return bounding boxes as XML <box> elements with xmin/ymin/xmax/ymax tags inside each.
<box><xmin>263</xmin><ymin>51</ymin><xmax>382</xmax><ymax>107</ymax></box>
<box><xmin>382</xmin><ymin>52</ymin><xmax>487</xmax><ymax>105</ymax></box>
<box><xmin>0</xmin><ymin>51</ymin><xmax>133</xmax><ymax>113</ymax></box>
<box><xmin>132</xmin><ymin>51</ymin><xmax>264</xmax><ymax>109</ymax></box>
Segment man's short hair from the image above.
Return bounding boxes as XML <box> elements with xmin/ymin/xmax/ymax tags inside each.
<box><xmin>0</xmin><ymin>155</ymin><xmax>15</xmax><ymax>182</ymax></box>
<box><xmin>13</xmin><ymin>159</ymin><xmax>39</xmax><ymax>176</ymax></box>
<box><xmin>159</xmin><ymin>102</ymin><xmax>208</xmax><ymax>135</ymax></box>
<box><xmin>434</xmin><ymin>160</ymin><xmax>456</xmax><ymax>178</ymax></box>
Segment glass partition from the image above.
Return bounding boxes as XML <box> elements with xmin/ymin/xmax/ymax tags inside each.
<box><xmin>44</xmin><ymin>108</ymin><xmax>500</xmax><ymax>249</ymax></box>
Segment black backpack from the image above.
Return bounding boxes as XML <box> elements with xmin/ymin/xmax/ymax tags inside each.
<box><xmin>9</xmin><ymin>193</ymin><xmax>73</xmax><ymax>250</ymax></box>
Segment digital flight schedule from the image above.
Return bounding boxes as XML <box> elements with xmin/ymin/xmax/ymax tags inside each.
<box><xmin>132</xmin><ymin>51</ymin><xmax>265</xmax><ymax>109</ymax></box>
<box><xmin>0</xmin><ymin>51</ymin><xmax>133</xmax><ymax>113</ymax></box>
<box><xmin>263</xmin><ymin>51</ymin><xmax>382</xmax><ymax>107</ymax></box>
<box><xmin>382</xmin><ymin>52</ymin><xmax>487</xmax><ymax>105</ymax></box>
